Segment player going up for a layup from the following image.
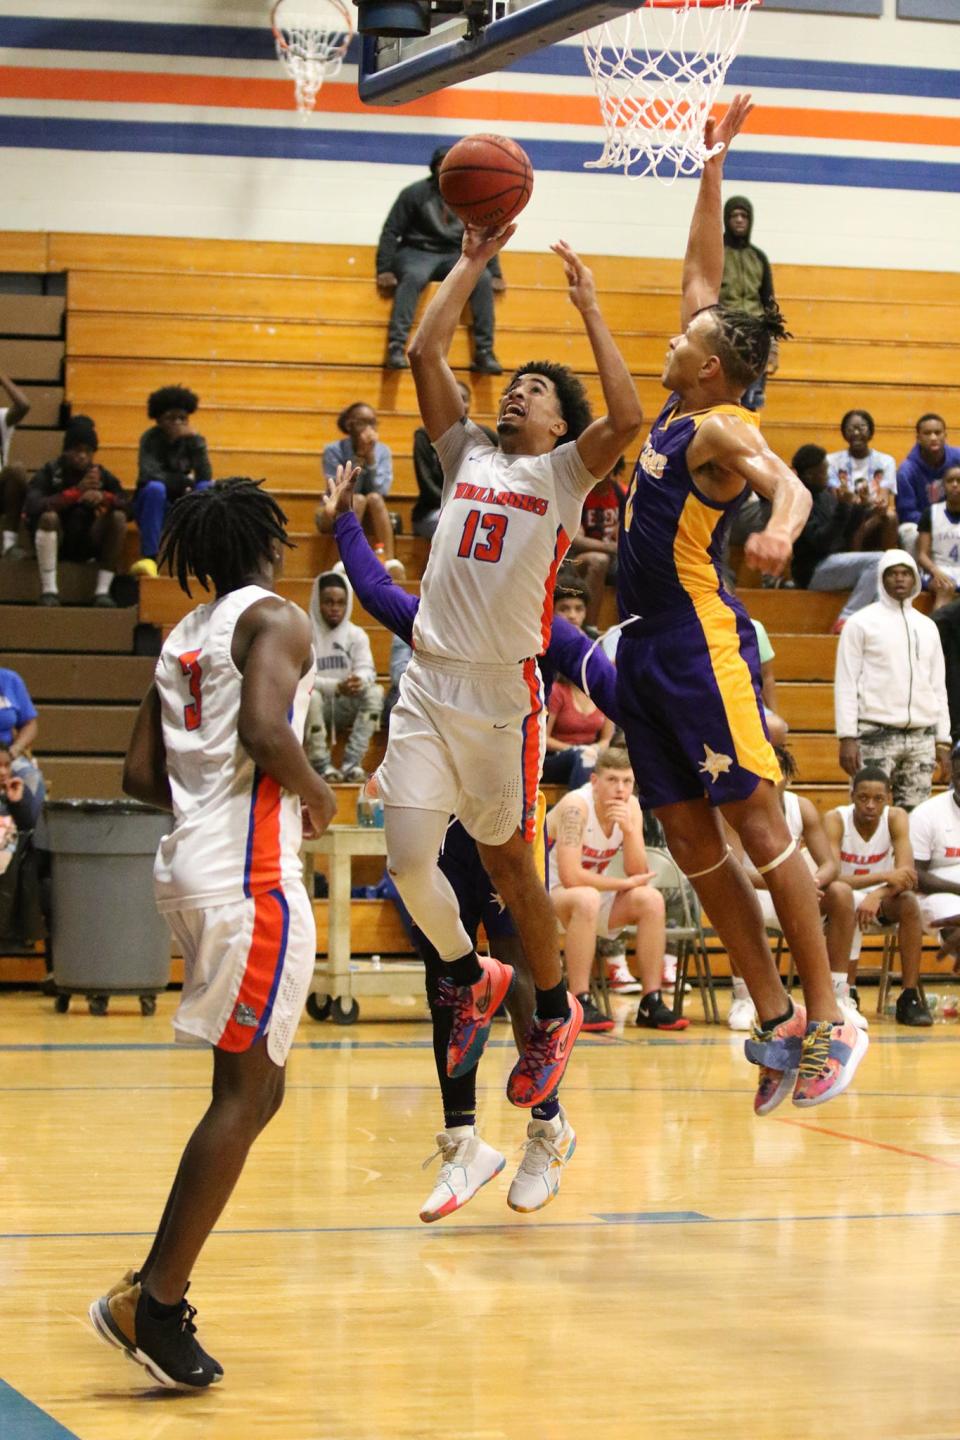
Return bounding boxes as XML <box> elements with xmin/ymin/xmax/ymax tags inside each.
<box><xmin>380</xmin><ymin>222</ymin><xmax>642</xmax><ymax>1113</ymax></box>
<box><xmin>614</xmin><ymin>95</ymin><xmax>867</xmax><ymax>1111</ymax></box>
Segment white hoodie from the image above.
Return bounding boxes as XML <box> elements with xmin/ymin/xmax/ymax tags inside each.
<box><xmin>308</xmin><ymin>571</ymin><xmax>376</xmax><ymax>700</ymax></box>
<box><xmin>834</xmin><ymin>548</ymin><xmax>950</xmax><ymax>741</ymax></box>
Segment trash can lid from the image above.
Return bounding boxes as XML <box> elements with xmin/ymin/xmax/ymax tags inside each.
<box><xmin>44</xmin><ymin>799</ymin><xmax>169</xmax><ymax>816</ymax></box>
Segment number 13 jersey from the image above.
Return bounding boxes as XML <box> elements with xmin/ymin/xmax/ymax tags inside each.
<box><xmin>413</xmin><ymin>418</ymin><xmax>597</xmax><ymax>666</ymax></box>
<box><xmin>153</xmin><ymin>585</ymin><xmax>315</xmax><ymax>912</ymax></box>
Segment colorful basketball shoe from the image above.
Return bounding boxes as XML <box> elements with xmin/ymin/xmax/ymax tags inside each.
<box><xmin>419</xmin><ymin>1129</ymin><xmax>505</xmax><ymax>1223</ymax></box>
<box><xmin>506</xmin><ymin>995</ymin><xmax>583</xmax><ymax>1109</ymax></box>
<box><xmin>445</xmin><ymin>955</ymin><xmax>515</xmax><ymax>1078</ymax></box>
<box><xmin>507</xmin><ymin>1108</ymin><xmax>577</xmax><ymax>1213</ymax></box>
<box><xmin>744</xmin><ymin>1001</ymin><xmax>807</xmax><ymax>1116</ymax></box>
<box><xmin>792</xmin><ymin>1018</ymin><xmax>869</xmax><ymax>1107</ymax></box>
<box><xmin>90</xmin><ymin>1280</ymin><xmax>222</xmax><ymax>1389</ymax></box>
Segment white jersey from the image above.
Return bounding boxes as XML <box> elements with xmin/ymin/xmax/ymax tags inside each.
<box><xmin>154</xmin><ymin>585</ymin><xmax>314</xmax><ymax>912</ymax></box>
<box><xmin>926</xmin><ymin>501</ymin><xmax>960</xmax><ymax>568</ymax></box>
<box><xmin>413</xmin><ymin>417</ymin><xmax>596</xmax><ymax>666</ymax></box>
<box><xmin>836</xmin><ymin>803</ymin><xmax>892</xmax><ymax>879</ymax></box>
<box><xmin>547</xmin><ymin>782</ymin><xmax>623</xmax><ymax>891</ymax></box>
<box><xmin>909</xmin><ymin>789</ymin><xmax>960</xmax><ymax>885</ymax></box>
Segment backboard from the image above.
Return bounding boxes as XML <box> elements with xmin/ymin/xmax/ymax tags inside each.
<box><xmin>358</xmin><ymin>0</ymin><xmax>642</xmax><ymax>106</ymax></box>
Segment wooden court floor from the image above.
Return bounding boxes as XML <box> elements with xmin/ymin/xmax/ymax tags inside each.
<box><xmin>2</xmin><ymin>985</ymin><xmax>960</xmax><ymax>1440</ymax></box>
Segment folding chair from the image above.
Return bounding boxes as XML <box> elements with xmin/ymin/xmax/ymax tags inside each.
<box><xmin>646</xmin><ymin>847</ymin><xmax>719</xmax><ymax>1023</ymax></box>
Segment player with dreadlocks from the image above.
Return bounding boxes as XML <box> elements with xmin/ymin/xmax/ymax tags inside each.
<box><xmin>90</xmin><ymin>479</ymin><xmax>336</xmax><ymax>1390</ymax></box>
<box><xmin>613</xmin><ymin>95</ymin><xmax>867</xmax><ymax>1113</ymax></box>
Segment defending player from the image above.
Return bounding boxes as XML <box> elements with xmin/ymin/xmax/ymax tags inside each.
<box><xmin>614</xmin><ymin>94</ymin><xmax>867</xmax><ymax>1111</ymax></box>
<box><xmin>89</xmin><ymin>480</ymin><xmax>336</xmax><ymax>1389</ymax></box>
<box><xmin>381</xmin><ymin>224</ymin><xmax>642</xmax><ymax>1114</ymax></box>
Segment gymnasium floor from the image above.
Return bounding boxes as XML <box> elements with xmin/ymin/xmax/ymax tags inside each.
<box><xmin>2</xmin><ymin>985</ymin><xmax>959</xmax><ymax>1440</ymax></box>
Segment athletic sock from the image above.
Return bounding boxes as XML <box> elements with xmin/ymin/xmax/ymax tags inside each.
<box><xmin>759</xmin><ymin>999</ymin><xmax>794</xmax><ymax>1033</ymax></box>
<box><xmin>94</xmin><ymin>567</ymin><xmax>114</xmax><ymax>597</ymax></box>
<box><xmin>144</xmin><ymin>1293</ymin><xmax>181</xmax><ymax>1321</ymax></box>
<box><xmin>446</xmin><ymin>950</ymin><xmax>484</xmax><ymax>988</ymax></box>
<box><xmin>444</xmin><ymin>1120</ymin><xmax>476</xmax><ymax>1139</ymax></box>
<box><xmin>2</xmin><ymin>529</ymin><xmax>16</xmax><ymax>554</ymax></box>
<box><xmin>831</xmin><ymin>971</ymin><xmax>848</xmax><ymax>997</ymax></box>
<box><xmin>35</xmin><ymin>529</ymin><xmax>58</xmax><ymax>592</ymax></box>
<box><xmin>535</xmin><ymin>981</ymin><xmax>569</xmax><ymax>1022</ymax></box>
<box><xmin>531</xmin><ymin>1095</ymin><xmax>560</xmax><ymax>1124</ymax></box>
<box><xmin>731</xmin><ymin>975</ymin><xmax>750</xmax><ymax>1000</ymax></box>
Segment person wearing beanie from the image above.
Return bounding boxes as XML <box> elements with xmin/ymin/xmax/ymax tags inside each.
<box><xmin>376</xmin><ymin>145</ymin><xmax>505</xmax><ymax>373</ymax></box>
<box><xmin>718</xmin><ymin>194</ymin><xmax>778</xmax><ymax>411</ymax></box>
<box><xmin>22</xmin><ymin>415</ymin><xmax>129</xmax><ymax>607</ymax></box>
<box><xmin>132</xmin><ymin>384</ymin><xmax>212</xmax><ymax>577</ymax></box>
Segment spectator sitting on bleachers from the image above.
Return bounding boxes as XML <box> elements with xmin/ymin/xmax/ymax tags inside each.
<box><xmin>824</xmin><ymin>766</ymin><xmax>932</xmax><ymax>1028</ymax></box>
<box><xmin>827</xmin><ymin>409</ymin><xmax>898</xmax><ymax>546</ymax></box>
<box><xmin>0</xmin><ymin>743</ymin><xmax>44</xmax><ymax>946</ymax></box>
<box><xmin>897</xmin><ymin>413</ymin><xmax>960</xmax><ymax>555</ymax></box>
<box><xmin>319</xmin><ymin>402</ymin><xmax>404</xmax><ymax>580</ymax></box>
<box><xmin>0</xmin><ymin>368</ymin><xmax>32</xmax><ymax>557</ymax></box>
<box><xmin>835</xmin><ymin>549</ymin><xmax>951</xmax><ymax>810</ymax></box>
<box><xmin>789</xmin><ymin>443</ymin><xmax>883</xmax><ymax>631</ymax></box>
<box><xmin>0</xmin><ymin>664</ymin><xmax>45</xmax><ymax>807</ymax></box>
<box><xmin>24</xmin><ymin>416</ymin><xmax>128</xmax><ymax>608</ymax></box>
<box><xmin>306</xmin><ymin>570</ymin><xmax>384</xmax><ymax>784</ymax></box>
<box><xmin>377</xmin><ymin>146</ymin><xmax>504</xmax><ymax>375</ymax></box>
<box><xmin>568</xmin><ymin>456</ymin><xmax>625</xmax><ymax>628</ymax></box>
<box><xmin>412</xmin><ymin>380</ymin><xmax>497</xmax><ymax>540</ymax></box>
<box><xmin>916</xmin><ymin>463</ymin><xmax>960</xmax><ymax>611</ymax></box>
<box><xmin>909</xmin><ymin>746</ymin><xmax>960</xmax><ymax>969</ymax></box>
<box><xmin>131</xmin><ymin>385</ymin><xmax>211</xmax><ymax>577</ymax></box>
<box><xmin>546</xmin><ymin>747</ymin><xmax>687</xmax><ymax>1033</ymax></box>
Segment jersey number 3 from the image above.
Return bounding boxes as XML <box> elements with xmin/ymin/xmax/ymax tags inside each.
<box><xmin>457</xmin><ymin>508</ymin><xmax>508</xmax><ymax>563</ymax></box>
<box><xmin>178</xmin><ymin>650</ymin><xmax>203</xmax><ymax>731</ymax></box>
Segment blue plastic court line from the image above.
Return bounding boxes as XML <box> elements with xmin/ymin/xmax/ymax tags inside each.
<box><xmin>0</xmin><ymin>1380</ymin><xmax>81</xmax><ymax>1440</ymax></box>
<box><xmin>3</xmin><ymin>1207</ymin><xmax>960</xmax><ymax>1241</ymax></box>
<box><xmin>1</xmin><ymin>117</ymin><xmax>958</xmax><ymax>194</ymax></box>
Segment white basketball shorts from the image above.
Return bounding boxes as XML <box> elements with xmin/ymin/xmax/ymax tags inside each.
<box><xmin>165</xmin><ymin>882</ymin><xmax>316</xmax><ymax>1066</ymax></box>
<box><xmin>378</xmin><ymin>651</ymin><xmax>545</xmax><ymax>846</ymax></box>
<box><xmin>918</xmin><ymin>891</ymin><xmax>960</xmax><ymax>934</ymax></box>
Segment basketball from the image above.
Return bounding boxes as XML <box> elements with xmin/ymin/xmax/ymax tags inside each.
<box><xmin>438</xmin><ymin>134</ymin><xmax>534</xmax><ymax>229</ymax></box>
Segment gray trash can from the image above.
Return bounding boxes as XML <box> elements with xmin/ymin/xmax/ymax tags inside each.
<box><xmin>45</xmin><ymin>799</ymin><xmax>171</xmax><ymax>1017</ymax></box>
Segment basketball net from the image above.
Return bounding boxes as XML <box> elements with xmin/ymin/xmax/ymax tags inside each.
<box><xmin>272</xmin><ymin>0</ymin><xmax>354</xmax><ymax>118</ymax></box>
<box><xmin>583</xmin><ymin>0</ymin><xmax>759</xmax><ymax>183</ymax></box>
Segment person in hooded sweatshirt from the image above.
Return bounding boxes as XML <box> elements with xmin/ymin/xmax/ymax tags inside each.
<box><xmin>835</xmin><ymin>548</ymin><xmax>952</xmax><ymax>810</ymax></box>
<box><xmin>896</xmin><ymin>413</ymin><xmax>960</xmax><ymax>554</ymax></box>
<box><xmin>376</xmin><ymin>146</ymin><xmax>505</xmax><ymax>374</ymax></box>
<box><xmin>718</xmin><ymin>195</ymin><xmax>777</xmax><ymax>412</ymax></box>
<box><xmin>305</xmin><ymin>571</ymin><xmax>383</xmax><ymax>783</ymax></box>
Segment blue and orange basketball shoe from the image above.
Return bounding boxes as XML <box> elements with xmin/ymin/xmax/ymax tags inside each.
<box><xmin>445</xmin><ymin>955</ymin><xmax>515</xmax><ymax>1078</ymax></box>
<box><xmin>744</xmin><ymin>1001</ymin><xmax>807</xmax><ymax>1115</ymax></box>
<box><xmin>506</xmin><ymin>994</ymin><xmax>583</xmax><ymax>1108</ymax></box>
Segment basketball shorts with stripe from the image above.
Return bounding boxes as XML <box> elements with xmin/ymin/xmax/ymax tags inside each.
<box><xmin>378</xmin><ymin>651</ymin><xmax>545</xmax><ymax>846</ymax></box>
<box><xmin>165</xmin><ymin>882</ymin><xmax>316</xmax><ymax>1066</ymax></box>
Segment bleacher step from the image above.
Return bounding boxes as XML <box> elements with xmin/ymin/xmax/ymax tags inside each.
<box><xmin>0</xmin><ymin>604</ymin><xmax>136</xmax><ymax>653</ymax></box>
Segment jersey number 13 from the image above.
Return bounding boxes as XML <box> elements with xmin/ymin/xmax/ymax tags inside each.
<box><xmin>457</xmin><ymin>508</ymin><xmax>508</xmax><ymax>564</ymax></box>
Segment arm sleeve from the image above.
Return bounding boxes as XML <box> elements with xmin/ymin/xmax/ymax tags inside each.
<box><xmin>918</xmin><ymin>507</ymin><xmax>933</xmax><ymax>535</ymax></box>
<box><xmin>10</xmin><ymin>672</ymin><xmax>37</xmax><ymax>727</ymax></box>
<box><xmin>545</xmin><ymin>616</ymin><xmax>621</xmax><ymax>725</ymax></box>
<box><xmin>8</xmin><ymin>783</ymin><xmax>42</xmax><ymax>831</ymax></box>
<box><xmin>137</xmin><ymin>429</ymin><xmax>169</xmax><ymax>487</ymax></box>
<box><xmin>22</xmin><ymin>472</ymin><xmax>54</xmax><ymax>522</ymax></box>
<box><xmin>909</xmin><ymin>804</ymin><xmax>933</xmax><ymax>863</ymax></box>
<box><xmin>929</xmin><ymin>629</ymin><xmax>952</xmax><ymax>743</ymax></box>
<box><xmin>803</xmin><ymin>498</ymin><xmax>852</xmax><ymax>558</ymax></box>
<box><xmin>413</xmin><ymin>428</ymin><xmax>444</xmax><ymax>509</ymax></box>
<box><xmin>333</xmin><ymin>511</ymin><xmax>416</xmax><ymax>646</ymax></box>
<box><xmin>349</xmin><ymin>626</ymin><xmax>377</xmax><ymax>686</ymax></box>
<box><xmin>373</xmin><ymin>443</ymin><xmax>393</xmax><ymax>497</ymax></box>
<box><xmin>322</xmin><ymin>441</ymin><xmax>345</xmax><ymax>482</ymax></box>
<box><xmin>834</xmin><ymin>622</ymin><xmax>864</xmax><ymax>738</ymax></box>
<box><xmin>756</xmin><ymin>248</ymin><xmax>774</xmax><ymax>307</ymax></box>
<box><xmin>896</xmin><ymin>466</ymin><xmax>921</xmax><ymax>524</ymax></box>
<box><xmin>376</xmin><ymin>189</ymin><xmax>412</xmax><ymax>274</ymax></box>
<box><xmin>190</xmin><ymin>435</ymin><xmax>212</xmax><ymax>485</ymax></box>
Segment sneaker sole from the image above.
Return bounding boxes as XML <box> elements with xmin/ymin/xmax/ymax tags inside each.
<box><xmin>419</xmin><ymin>1154</ymin><xmax>506</xmax><ymax>1223</ymax></box>
<box><xmin>89</xmin><ymin>1299</ymin><xmax>222</xmax><ymax>1390</ymax></box>
<box><xmin>754</xmin><ymin>1067</ymin><xmax>799</xmax><ymax>1117</ymax></box>
<box><xmin>507</xmin><ymin>1134</ymin><xmax>577</xmax><ymax>1214</ymax></box>
<box><xmin>792</xmin><ymin>1027</ymin><xmax>870</xmax><ymax>1108</ymax></box>
<box><xmin>581</xmin><ymin>1019</ymin><xmax>615</xmax><ymax>1033</ymax></box>
<box><xmin>447</xmin><ymin>965</ymin><xmax>515</xmax><ymax>1079</ymax></box>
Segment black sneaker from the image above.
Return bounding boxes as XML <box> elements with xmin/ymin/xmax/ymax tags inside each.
<box><xmin>896</xmin><ymin>988</ymin><xmax>933</xmax><ymax>1027</ymax></box>
<box><xmin>89</xmin><ymin>1281</ymin><xmax>223</xmax><ymax>1389</ymax></box>
<box><xmin>471</xmin><ymin>351</ymin><xmax>503</xmax><ymax>375</ymax></box>
<box><xmin>576</xmin><ymin>992</ymin><xmax>613</xmax><ymax>1033</ymax></box>
<box><xmin>635</xmin><ymin>990</ymin><xmax>690</xmax><ymax>1032</ymax></box>
<box><xmin>385</xmin><ymin>345</ymin><xmax>409</xmax><ymax>370</ymax></box>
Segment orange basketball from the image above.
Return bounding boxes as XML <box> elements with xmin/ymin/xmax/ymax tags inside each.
<box><xmin>439</xmin><ymin>134</ymin><xmax>534</xmax><ymax>230</ymax></box>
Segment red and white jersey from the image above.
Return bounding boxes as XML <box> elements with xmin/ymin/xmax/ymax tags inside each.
<box><xmin>153</xmin><ymin>585</ymin><xmax>315</xmax><ymax>912</ymax></box>
<box><xmin>909</xmin><ymin>789</ymin><xmax>960</xmax><ymax>884</ymax></box>
<box><xmin>547</xmin><ymin>782</ymin><xmax>623</xmax><ymax>891</ymax></box>
<box><xmin>413</xmin><ymin>418</ymin><xmax>596</xmax><ymax>666</ymax></box>
<box><xmin>836</xmin><ymin>803</ymin><xmax>892</xmax><ymax>879</ymax></box>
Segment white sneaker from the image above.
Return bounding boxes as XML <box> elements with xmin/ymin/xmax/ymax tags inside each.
<box><xmin>838</xmin><ymin>993</ymin><xmax>869</xmax><ymax>1032</ymax></box>
<box><xmin>506</xmin><ymin>1109</ymin><xmax>577</xmax><ymax>1214</ymax></box>
<box><xmin>607</xmin><ymin>962</ymin><xmax>643</xmax><ymax>994</ymax></box>
<box><xmin>728</xmin><ymin>995</ymin><xmax>757</xmax><ymax>1032</ymax></box>
<box><xmin>419</xmin><ymin>1130</ymin><xmax>505</xmax><ymax>1223</ymax></box>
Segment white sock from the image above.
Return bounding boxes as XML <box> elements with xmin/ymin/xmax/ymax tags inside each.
<box><xmin>445</xmin><ymin>1124</ymin><xmax>475</xmax><ymax>1142</ymax></box>
<box><xmin>831</xmin><ymin>971</ymin><xmax>848</xmax><ymax>997</ymax></box>
<box><xmin>732</xmin><ymin>976</ymin><xmax>751</xmax><ymax>1000</ymax></box>
<box><xmin>35</xmin><ymin>530</ymin><xmax>58</xmax><ymax>592</ymax></box>
<box><xmin>2</xmin><ymin>529</ymin><xmax>16</xmax><ymax>554</ymax></box>
<box><xmin>95</xmin><ymin>568</ymin><xmax>114</xmax><ymax>597</ymax></box>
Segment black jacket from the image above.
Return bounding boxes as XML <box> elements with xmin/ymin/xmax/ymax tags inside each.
<box><xmin>377</xmin><ymin>177</ymin><xmax>503</xmax><ymax>281</ymax></box>
<box><xmin>791</xmin><ymin>489</ymin><xmax>857</xmax><ymax>590</ymax></box>
<box><xmin>137</xmin><ymin>426</ymin><xmax>212</xmax><ymax>498</ymax></box>
<box><xmin>24</xmin><ymin>458</ymin><xmax>128</xmax><ymax>527</ymax></box>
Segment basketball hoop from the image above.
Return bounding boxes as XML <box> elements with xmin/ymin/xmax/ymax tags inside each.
<box><xmin>271</xmin><ymin>0</ymin><xmax>354</xmax><ymax>117</ymax></box>
<box><xmin>583</xmin><ymin>0</ymin><xmax>759</xmax><ymax>183</ymax></box>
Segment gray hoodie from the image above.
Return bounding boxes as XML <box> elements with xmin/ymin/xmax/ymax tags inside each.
<box><xmin>834</xmin><ymin>548</ymin><xmax>950</xmax><ymax>742</ymax></box>
<box><xmin>308</xmin><ymin>570</ymin><xmax>376</xmax><ymax>700</ymax></box>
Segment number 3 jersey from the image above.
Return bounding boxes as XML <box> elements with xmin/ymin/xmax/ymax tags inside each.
<box><xmin>153</xmin><ymin>584</ymin><xmax>315</xmax><ymax>912</ymax></box>
<box><xmin>413</xmin><ymin>418</ymin><xmax>597</xmax><ymax>666</ymax></box>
